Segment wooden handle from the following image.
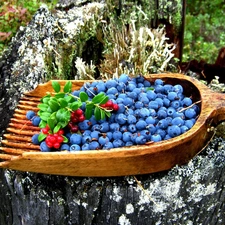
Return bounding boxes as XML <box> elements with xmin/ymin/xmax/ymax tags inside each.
<box><xmin>209</xmin><ymin>91</ymin><xmax>225</xmax><ymax>124</ymax></box>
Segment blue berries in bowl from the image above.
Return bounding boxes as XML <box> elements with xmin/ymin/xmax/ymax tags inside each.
<box><xmin>27</xmin><ymin>74</ymin><xmax>200</xmax><ymax>152</ymax></box>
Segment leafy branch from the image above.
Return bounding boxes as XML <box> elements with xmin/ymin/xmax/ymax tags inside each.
<box><xmin>37</xmin><ymin>81</ymin><xmax>110</xmax><ymax>135</ymax></box>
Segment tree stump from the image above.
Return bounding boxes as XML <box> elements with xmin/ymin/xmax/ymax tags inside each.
<box><xmin>0</xmin><ymin>1</ymin><xmax>225</xmax><ymax>224</ymax></box>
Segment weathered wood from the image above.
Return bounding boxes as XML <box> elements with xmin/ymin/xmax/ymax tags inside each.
<box><xmin>1</xmin><ymin>73</ymin><xmax>225</xmax><ymax>177</ymax></box>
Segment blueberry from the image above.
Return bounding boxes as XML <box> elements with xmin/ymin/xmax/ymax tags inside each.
<box><xmin>31</xmin><ymin>116</ymin><xmax>41</xmax><ymax>126</ymax></box>
<box><xmin>167</xmin><ymin>107</ymin><xmax>176</xmax><ymax>117</ymax></box>
<box><xmin>164</xmin><ymin>84</ymin><xmax>173</xmax><ymax>93</ymax></box>
<box><xmin>171</xmin><ymin>117</ymin><xmax>184</xmax><ymax>126</ymax></box>
<box><xmin>136</xmin><ymin>75</ymin><xmax>145</xmax><ymax>83</ymax></box>
<box><xmin>26</xmin><ymin>110</ymin><xmax>36</xmax><ymax>120</ymax></box>
<box><xmin>116</xmin><ymin>97</ymin><xmax>124</xmax><ymax>104</ymax></box>
<box><xmin>82</xmin><ymin>143</ymin><xmax>90</xmax><ymax>150</ymax></box>
<box><xmin>40</xmin><ymin>141</ymin><xmax>51</xmax><ymax>152</ymax></box>
<box><xmin>126</xmin><ymin>83</ymin><xmax>137</xmax><ymax>92</ymax></box>
<box><xmin>145</xmin><ymin>116</ymin><xmax>156</xmax><ymax>125</ymax></box>
<box><xmin>113</xmin><ymin>131</ymin><xmax>123</xmax><ymax>140</ymax></box>
<box><xmin>136</xmin><ymin>120</ymin><xmax>147</xmax><ymax>130</ymax></box>
<box><xmin>140</xmin><ymin>130</ymin><xmax>151</xmax><ymax>139</ymax></box>
<box><xmin>113</xmin><ymin>139</ymin><xmax>124</xmax><ymax>148</ymax></box>
<box><xmin>154</xmin><ymin>85</ymin><xmax>165</xmax><ymax>93</ymax></box>
<box><xmin>155</xmin><ymin>98</ymin><xmax>164</xmax><ymax>107</ymax></box>
<box><xmin>154</xmin><ymin>79</ymin><xmax>164</xmax><ymax>86</ymax></box>
<box><xmin>135</xmin><ymin>135</ymin><xmax>147</xmax><ymax>144</ymax></box>
<box><xmin>105</xmin><ymin>79</ymin><xmax>118</xmax><ymax>89</ymax></box>
<box><xmin>107</xmin><ymin>87</ymin><xmax>118</xmax><ymax>95</ymax></box>
<box><xmin>125</xmin><ymin>141</ymin><xmax>134</xmax><ymax>146</ymax></box>
<box><xmin>139</xmin><ymin>108</ymin><xmax>150</xmax><ymax>118</ymax></box>
<box><xmin>127</xmin><ymin>115</ymin><xmax>137</xmax><ymax>124</ymax></box>
<box><xmin>167</xmin><ymin>125</ymin><xmax>181</xmax><ymax>138</ymax></box>
<box><xmin>90</xmin><ymin>131</ymin><xmax>100</xmax><ymax>139</ymax></box>
<box><xmin>157</xmin><ymin>109</ymin><xmax>167</xmax><ymax>119</ymax></box>
<box><xmin>180</xmin><ymin>125</ymin><xmax>189</xmax><ymax>134</ymax></box>
<box><xmin>184</xmin><ymin>108</ymin><xmax>196</xmax><ymax>119</ymax></box>
<box><xmin>185</xmin><ymin>119</ymin><xmax>194</xmax><ymax>129</ymax></box>
<box><xmin>82</xmin><ymin>135</ymin><xmax>92</xmax><ymax>144</ymax></box>
<box><xmin>106</xmin><ymin>132</ymin><xmax>113</xmax><ymax>140</ymax></box>
<box><xmin>31</xmin><ymin>133</ymin><xmax>40</xmax><ymax>145</ymax></box>
<box><xmin>109</xmin><ymin>123</ymin><xmax>120</xmax><ymax>131</ymax></box>
<box><xmin>148</xmin><ymin>101</ymin><xmax>159</xmax><ymax>110</ymax></box>
<box><xmin>89</xmin><ymin>141</ymin><xmax>100</xmax><ymax>150</ymax></box>
<box><xmin>70</xmin><ymin>144</ymin><xmax>81</xmax><ymax>151</ymax></box>
<box><xmin>118</xmin><ymin>74</ymin><xmax>130</xmax><ymax>84</ymax></box>
<box><xmin>60</xmin><ymin>144</ymin><xmax>70</xmax><ymax>151</ymax></box>
<box><xmin>96</xmin><ymin>82</ymin><xmax>106</xmax><ymax>92</ymax></box>
<box><xmin>120</xmin><ymin>125</ymin><xmax>128</xmax><ymax>132</ymax></box>
<box><xmin>157</xmin><ymin>119</ymin><xmax>169</xmax><ymax>129</ymax></box>
<box><xmin>127</xmin><ymin>91</ymin><xmax>138</xmax><ymax>100</ymax></box>
<box><xmin>100</xmin><ymin>122</ymin><xmax>110</xmax><ymax>132</ymax></box>
<box><xmin>99</xmin><ymin>136</ymin><xmax>109</xmax><ymax>145</ymax></box>
<box><xmin>117</xmin><ymin>83</ymin><xmax>126</xmax><ymax>92</ymax></box>
<box><xmin>103</xmin><ymin>142</ymin><xmax>114</xmax><ymax>149</ymax></box>
<box><xmin>123</xmin><ymin>97</ymin><xmax>133</xmax><ymax>107</ymax></box>
<box><xmin>167</xmin><ymin>92</ymin><xmax>178</xmax><ymax>101</ymax></box>
<box><xmin>78</xmin><ymin>120</ymin><xmax>91</xmax><ymax>130</ymax></box>
<box><xmin>155</xmin><ymin>128</ymin><xmax>166</xmax><ymax>139</ymax></box>
<box><xmin>173</xmin><ymin>84</ymin><xmax>183</xmax><ymax>93</ymax></box>
<box><xmin>128</xmin><ymin>124</ymin><xmax>137</xmax><ymax>133</ymax></box>
<box><xmin>147</xmin><ymin>90</ymin><xmax>157</xmax><ymax>100</ymax></box>
<box><xmin>91</xmin><ymin>124</ymin><xmax>101</xmax><ymax>131</ymax></box>
<box><xmin>143</xmin><ymin>80</ymin><xmax>151</xmax><ymax>87</ymax></box>
<box><xmin>117</xmin><ymin>103</ymin><xmax>125</xmax><ymax>113</ymax></box>
<box><xmin>151</xmin><ymin>134</ymin><xmax>162</xmax><ymax>142</ymax></box>
<box><xmin>83</xmin><ymin>130</ymin><xmax>92</xmax><ymax>136</ymax></box>
<box><xmin>135</xmin><ymin>101</ymin><xmax>144</xmax><ymax>109</ymax></box>
<box><xmin>115</xmin><ymin>113</ymin><xmax>127</xmax><ymax>125</ymax></box>
<box><xmin>171</xmin><ymin>100</ymin><xmax>180</xmax><ymax>109</ymax></box>
<box><xmin>122</xmin><ymin>132</ymin><xmax>132</xmax><ymax>142</ymax></box>
<box><xmin>70</xmin><ymin>133</ymin><xmax>82</xmax><ymax>145</ymax></box>
<box><xmin>182</xmin><ymin>97</ymin><xmax>192</xmax><ymax>107</ymax></box>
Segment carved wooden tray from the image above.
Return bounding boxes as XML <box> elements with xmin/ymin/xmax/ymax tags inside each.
<box><xmin>0</xmin><ymin>73</ymin><xmax>224</xmax><ymax>176</ymax></box>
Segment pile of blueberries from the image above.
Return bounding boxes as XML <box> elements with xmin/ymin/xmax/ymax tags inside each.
<box><xmin>27</xmin><ymin>74</ymin><xmax>200</xmax><ymax>152</ymax></box>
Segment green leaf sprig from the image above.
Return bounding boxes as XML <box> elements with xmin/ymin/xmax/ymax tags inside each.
<box><xmin>37</xmin><ymin>81</ymin><xmax>111</xmax><ymax>140</ymax></box>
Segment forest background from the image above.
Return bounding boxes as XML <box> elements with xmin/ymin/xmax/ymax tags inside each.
<box><xmin>0</xmin><ymin>0</ymin><xmax>224</xmax><ymax>65</ymax></box>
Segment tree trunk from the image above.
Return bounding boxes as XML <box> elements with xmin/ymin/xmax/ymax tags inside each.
<box><xmin>0</xmin><ymin>1</ymin><xmax>225</xmax><ymax>224</ymax></box>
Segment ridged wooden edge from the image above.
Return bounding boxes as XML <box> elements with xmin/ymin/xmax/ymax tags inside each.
<box><xmin>1</xmin><ymin>73</ymin><xmax>225</xmax><ymax>176</ymax></box>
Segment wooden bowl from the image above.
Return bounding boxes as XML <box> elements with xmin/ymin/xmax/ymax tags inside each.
<box><xmin>0</xmin><ymin>73</ymin><xmax>224</xmax><ymax>177</ymax></box>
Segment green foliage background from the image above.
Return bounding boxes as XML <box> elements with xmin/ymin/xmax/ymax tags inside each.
<box><xmin>0</xmin><ymin>0</ymin><xmax>57</xmax><ymax>54</ymax></box>
<box><xmin>183</xmin><ymin>0</ymin><xmax>225</xmax><ymax>63</ymax></box>
<box><xmin>0</xmin><ymin>0</ymin><xmax>224</xmax><ymax>64</ymax></box>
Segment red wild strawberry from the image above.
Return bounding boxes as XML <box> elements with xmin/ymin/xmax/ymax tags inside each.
<box><xmin>112</xmin><ymin>104</ymin><xmax>119</xmax><ymax>111</ymax></box>
<box><xmin>57</xmin><ymin>129</ymin><xmax>64</xmax><ymax>135</ymax></box>
<box><xmin>78</xmin><ymin>114</ymin><xmax>85</xmax><ymax>122</ymax></box>
<box><xmin>74</xmin><ymin>108</ymin><xmax>83</xmax><ymax>116</ymax></box>
<box><xmin>53</xmin><ymin>142</ymin><xmax>60</xmax><ymax>149</ymax></box>
<box><xmin>105</xmin><ymin>100</ymin><xmax>113</xmax><ymax>108</ymax></box>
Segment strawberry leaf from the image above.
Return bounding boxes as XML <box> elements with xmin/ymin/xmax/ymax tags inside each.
<box><xmin>92</xmin><ymin>92</ymin><xmax>105</xmax><ymax>104</ymax></box>
<box><xmin>52</xmin><ymin>81</ymin><xmax>61</xmax><ymax>93</ymax></box>
<box><xmin>58</xmin><ymin>98</ymin><xmax>68</xmax><ymax>108</ymax></box>
<box><xmin>70</xmin><ymin>101</ymin><xmax>82</xmax><ymax>110</ymax></box>
<box><xmin>79</xmin><ymin>91</ymin><xmax>89</xmax><ymax>102</ymax></box>
<box><xmin>38</xmin><ymin>132</ymin><xmax>47</xmax><ymax>142</ymax></box>
<box><xmin>37</xmin><ymin>103</ymin><xmax>48</xmax><ymax>111</ymax></box>
<box><xmin>56</xmin><ymin>108</ymin><xmax>70</xmax><ymax>122</ymax></box>
<box><xmin>94</xmin><ymin>107</ymin><xmax>101</xmax><ymax>120</ymax></box>
<box><xmin>63</xmin><ymin>81</ymin><xmax>72</xmax><ymax>93</ymax></box>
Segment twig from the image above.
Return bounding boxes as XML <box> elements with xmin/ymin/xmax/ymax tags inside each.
<box><xmin>178</xmin><ymin>100</ymin><xmax>201</xmax><ymax>113</ymax></box>
<box><xmin>133</xmin><ymin>176</ymin><xmax>159</xmax><ymax>207</ymax></box>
